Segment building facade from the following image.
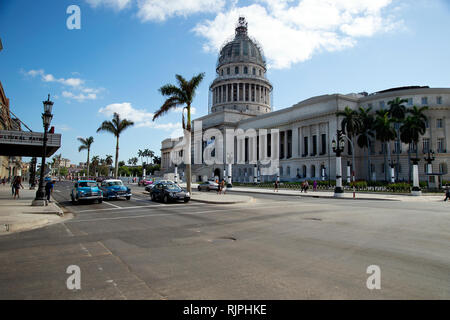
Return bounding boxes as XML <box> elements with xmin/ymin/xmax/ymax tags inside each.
<box><xmin>160</xmin><ymin>18</ymin><xmax>450</xmax><ymax>184</ymax></box>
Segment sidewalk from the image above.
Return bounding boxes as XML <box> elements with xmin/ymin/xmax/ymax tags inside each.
<box><xmin>227</xmin><ymin>186</ymin><xmax>446</xmax><ymax>202</ymax></box>
<box><xmin>0</xmin><ymin>185</ymin><xmax>68</xmax><ymax>235</ymax></box>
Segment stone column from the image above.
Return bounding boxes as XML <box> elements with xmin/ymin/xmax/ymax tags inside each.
<box><xmin>292</xmin><ymin>126</ymin><xmax>299</xmax><ymax>157</ymax></box>
<box><xmin>237</xmin><ymin>83</ymin><xmax>240</xmax><ymax>102</ymax></box>
<box><xmin>284</xmin><ymin>130</ymin><xmax>288</xmax><ymax>159</ymax></box>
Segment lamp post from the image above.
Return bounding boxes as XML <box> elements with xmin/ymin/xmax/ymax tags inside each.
<box><xmin>410</xmin><ymin>157</ymin><xmax>421</xmax><ymax>196</ymax></box>
<box><xmin>226</xmin><ymin>153</ymin><xmax>233</xmax><ymax>188</ymax></box>
<box><xmin>29</xmin><ymin>157</ymin><xmax>37</xmax><ymax>189</ymax></box>
<box><xmin>424</xmin><ymin>150</ymin><xmax>435</xmax><ymax>175</ymax></box>
<box><xmin>332</xmin><ymin>130</ymin><xmax>346</xmax><ymax>197</ymax></box>
<box><xmin>32</xmin><ymin>95</ymin><xmax>53</xmax><ymax>206</ymax></box>
<box><xmin>174</xmin><ymin>164</ymin><xmax>178</xmax><ymax>184</ymax></box>
<box><xmin>389</xmin><ymin>161</ymin><xmax>396</xmax><ymax>184</ymax></box>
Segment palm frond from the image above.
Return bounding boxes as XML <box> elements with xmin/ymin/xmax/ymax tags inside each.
<box><xmin>153</xmin><ymin>97</ymin><xmax>183</xmax><ymax>121</ymax></box>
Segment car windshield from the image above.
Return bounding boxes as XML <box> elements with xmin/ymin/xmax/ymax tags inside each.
<box><xmin>78</xmin><ymin>182</ymin><xmax>97</xmax><ymax>188</ymax></box>
<box><xmin>107</xmin><ymin>181</ymin><xmax>123</xmax><ymax>186</ymax></box>
<box><xmin>165</xmin><ymin>185</ymin><xmax>182</xmax><ymax>192</ymax></box>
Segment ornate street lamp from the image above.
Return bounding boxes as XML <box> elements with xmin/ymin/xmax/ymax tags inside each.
<box><xmin>332</xmin><ymin>129</ymin><xmax>346</xmax><ymax>197</ymax></box>
<box><xmin>410</xmin><ymin>157</ymin><xmax>422</xmax><ymax>196</ymax></box>
<box><xmin>424</xmin><ymin>150</ymin><xmax>435</xmax><ymax>174</ymax></box>
<box><xmin>226</xmin><ymin>153</ymin><xmax>233</xmax><ymax>188</ymax></box>
<box><xmin>32</xmin><ymin>95</ymin><xmax>54</xmax><ymax>206</ymax></box>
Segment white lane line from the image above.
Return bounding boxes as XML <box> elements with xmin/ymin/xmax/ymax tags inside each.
<box><xmin>62</xmin><ymin>223</ymin><xmax>74</xmax><ymax>237</ymax></box>
<box><xmin>103</xmin><ymin>201</ymin><xmax>121</xmax><ymax>209</ymax></box>
<box><xmin>54</xmin><ymin>190</ymin><xmax>61</xmax><ymax>193</ymax></box>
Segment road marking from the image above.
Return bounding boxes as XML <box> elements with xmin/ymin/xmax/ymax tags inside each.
<box><xmin>103</xmin><ymin>201</ymin><xmax>121</xmax><ymax>209</ymax></box>
<box><xmin>62</xmin><ymin>223</ymin><xmax>74</xmax><ymax>237</ymax></box>
<box><xmin>54</xmin><ymin>190</ymin><xmax>61</xmax><ymax>193</ymax></box>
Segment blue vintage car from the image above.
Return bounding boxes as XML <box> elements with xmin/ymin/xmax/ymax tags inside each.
<box><xmin>71</xmin><ymin>180</ymin><xmax>103</xmax><ymax>204</ymax></box>
<box><xmin>100</xmin><ymin>179</ymin><xmax>132</xmax><ymax>200</ymax></box>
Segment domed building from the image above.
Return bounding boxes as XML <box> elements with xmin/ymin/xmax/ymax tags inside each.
<box><xmin>209</xmin><ymin>17</ymin><xmax>272</xmax><ymax>115</ymax></box>
<box><xmin>160</xmin><ymin>17</ymin><xmax>450</xmax><ymax>186</ymax></box>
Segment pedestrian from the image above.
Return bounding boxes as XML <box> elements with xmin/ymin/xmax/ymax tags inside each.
<box><xmin>300</xmin><ymin>181</ymin><xmax>305</xmax><ymax>193</ymax></box>
<box><xmin>304</xmin><ymin>180</ymin><xmax>309</xmax><ymax>193</ymax></box>
<box><xmin>444</xmin><ymin>185</ymin><xmax>450</xmax><ymax>202</ymax></box>
<box><xmin>45</xmin><ymin>179</ymin><xmax>54</xmax><ymax>202</ymax></box>
<box><xmin>2</xmin><ymin>177</ymin><xmax>5</xmax><ymax>186</ymax></box>
<box><xmin>274</xmin><ymin>180</ymin><xmax>279</xmax><ymax>192</ymax></box>
<box><xmin>11</xmin><ymin>176</ymin><xmax>16</xmax><ymax>196</ymax></box>
<box><xmin>313</xmin><ymin>180</ymin><xmax>317</xmax><ymax>192</ymax></box>
<box><xmin>220</xmin><ymin>180</ymin><xmax>226</xmax><ymax>195</ymax></box>
<box><xmin>13</xmin><ymin>176</ymin><xmax>23</xmax><ymax>199</ymax></box>
<box><xmin>217</xmin><ymin>180</ymin><xmax>222</xmax><ymax>195</ymax></box>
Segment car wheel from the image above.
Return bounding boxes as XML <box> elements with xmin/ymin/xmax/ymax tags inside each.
<box><xmin>98</xmin><ymin>198</ymin><xmax>103</xmax><ymax>204</ymax></box>
<box><xmin>126</xmin><ymin>196</ymin><xmax>131</xmax><ymax>201</ymax></box>
<box><xmin>163</xmin><ymin>195</ymin><xmax>169</xmax><ymax>204</ymax></box>
<box><xmin>184</xmin><ymin>198</ymin><xmax>190</xmax><ymax>203</ymax></box>
<box><xmin>198</xmin><ymin>187</ymin><xmax>201</xmax><ymax>192</ymax></box>
<box><xmin>71</xmin><ymin>195</ymin><xmax>77</xmax><ymax>205</ymax></box>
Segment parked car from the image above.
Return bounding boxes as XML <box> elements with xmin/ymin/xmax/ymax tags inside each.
<box><xmin>150</xmin><ymin>183</ymin><xmax>190</xmax><ymax>203</ymax></box>
<box><xmin>138</xmin><ymin>179</ymin><xmax>153</xmax><ymax>187</ymax></box>
<box><xmin>145</xmin><ymin>180</ymin><xmax>174</xmax><ymax>193</ymax></box>
<box><xmin>99</xmin><ymin>179</ymin><xmax>132</xmax><ymax>200</ymax></box>
<box><xmin>71</xmin><ymin>180</ymin><xmax>103</xmax><ymax>204</ymax></box>
<box><xmin>198</xmin><ymin>181</ymin><xmax>219</xmax><ymax>192</ymax></box>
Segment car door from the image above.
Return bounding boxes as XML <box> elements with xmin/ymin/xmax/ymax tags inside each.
<box><xmin>154</xmin><ymin>184</ymin><xmax>163</xmax><ymax>200</ymax></box>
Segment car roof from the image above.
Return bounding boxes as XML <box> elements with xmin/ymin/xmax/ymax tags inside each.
<box><xmin>77</xmin><ymin>180</ymin><xmax>96</xmax><ymax>183</ymax></box>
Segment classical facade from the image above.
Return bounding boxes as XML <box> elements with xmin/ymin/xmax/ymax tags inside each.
<box><xmin>160</xmin><ymin>18</ymin><xmax>450</xmax><ymax>184</ymax></box>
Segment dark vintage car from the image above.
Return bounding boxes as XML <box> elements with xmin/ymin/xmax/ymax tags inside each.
<box><xmin>71</xmin><ymin>180</ymin><xmax>103</xmax><ymax>204</ymax></box>
<box><xmin>145</xmin><ymin>180</ymin><xmax>174</xmax><ymax>193</ymax></box>
<box><xmin>197</xmin><ymin>181</ymin><xmax>219</xmax><ymax>192</ymax></box>
<box><xmin>150</xmin><ymin>183</ymin><xmax>190</xmax><ymax>203</ymax></box>
<box><xmin>99</xmin><ymin>179</ymin><xmax>132</xmax><ymax>200</ymax></box>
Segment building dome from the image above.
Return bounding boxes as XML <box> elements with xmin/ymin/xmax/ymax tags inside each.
<box><xmin>209</xmin><ymin>17</ymin><xmax>272</xmax><ymax>116</ymax></box>
<box><xmin>217</xmin><ymin>17</ymin><xmax>266</xmax><ymax>70</ymax></box>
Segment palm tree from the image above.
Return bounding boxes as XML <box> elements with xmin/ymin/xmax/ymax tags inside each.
<box><xmin>52</xmin><ymin>154</ymin><xmax>62</xmax><ymax>178</ymax></box>
<box><xmin>97</xmin><ymin>112</ymin><xmax>135</xmax><ymax>178</ymax></box>
<box><xmin>357</xmin><ymin>106</ymin><xmax>375</xmax><ymax>181</ymax></box>
<box><xmin>388</xmin><ymin>97</ymin><xmax>408</xmax><ymax>180</ymax></box>
<box><xmin>153</xmin><ymin>73</ymin><xmax>205</xmax><ymax>193</ymax></box>
<box><xmin>144</xmin><ymin>149</ymin><xmax>154</xmax><ymax>165</ymax></box>
<box><xmin>91</xmin><ymin>156</ymin><xmax>100</xmax><ymax>177</ymax></box>
<box><xmin>374</xmin><ymin>110</ymin><xmax>397</xmax><ymax>181</ymax></box>
<box><xmin>336</xmin><ymin>106</ymin><xmax>361</xmax><ymax>181</ymax></box>
<box><xmin>400</xmin><ymin>105</ymin><xmax>428</xmax><ymax>182</ymax></box>
<box><xmin>105</xmin><ymin>155</ymin><xmax>113</xmax><ymax>176</ymax></box>
<box><xmin>138</xmin><ymin>149</ymin><xmax>144</xmax><ymax>165</ymax></box>
<box><xmin>78</xmin><ymin>136</ymin><xmax>94</xmax><ymax>177</ymax></box>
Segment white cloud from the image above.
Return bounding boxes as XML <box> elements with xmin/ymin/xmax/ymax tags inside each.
<box><xmin>98</xmin><ymin>102</ymin><xmax>181</xmax><ymax>131</ymax></box>
<box><xmin>53</xmin><ymin>124</ymin><xmax>72</xmax><ymax>132</ymax></box>
<box><xmin>85</xmin><ymin>0</ymin><xmax>133</xmax><ymax>10</ymax></box>
<box><xmin>136</xmin><ymin>0</ymin><xmax>226</xmax><ymax>22</ymax></box>
<box><xmin>23</xmin><ymin>69</ymin><xmax>102</xmax><ymax>102</ymax></box>
<box><xmin>194</xmin><ymin>0</ymin><xmax>402</xmax><ymax>69</ymax></box>
<box><xmin>173</xmin><ymin>106</ymin><xmax>196</xmax><ymax>115</ymax></box>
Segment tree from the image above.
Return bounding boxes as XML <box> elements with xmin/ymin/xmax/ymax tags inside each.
<box><xmin>78</xmin><ymin>136</ymin><xmax>94</xmax><ymax>177</ymax></box>
<box><xmin>144</xmin><ymin>149</ymin><xmax>155</xmax><ymax>165</ymax></box>
<box><xmin>153</xmin><ymin>156</ymin><xmax>161</xmax><ymax>165</ymax></box>
<box><xmin>357</xmin><ymin>106</ymin><xmax>375</xmax><ymax>181</ymax></box>
<box><xmin>128</xmin><ymin>157</ymin><xmax>138</xmax><ymax>166</ymax></box>
<box><xmin>138</xmin><ymin>149</ymin><xmax>144</xmax><ymax>165</ymax></box>
<box><xmin>336</xmin><ymin>106</ymin><xmax>361</xmax><ymax>181</ymax></box>
<box><xmin>400</xmin><ymin>105</ymin><xmax>428</xmax><ymax>182</ymax></box>
<box><xmin>388</xmin><ymin>97</ymin><xmax>408</xmax><ymax>180</ymax></box>
<box><xmin>97</xmin><ymin>112</ymin><xmax>135</xmax><ymax>178</ymax></box>
<box><xmin>91</xmin><ymin>156</ymin><xmax>100</xmax><ymax>176</ymax></box>
<box><xmin>52</xmin><ymin>154</ymin><xmax>62</xmax><ymax>177</ymax></box>
<box><xmin>374</xmin><ymin>110</ymin><xmax>397</xmax><ymax>181</ymax></box>
<box><xmin>153</xmin><ymin>73</ymin><xmax>205</xmax><ymax>193</ymax></box>
<box><xmin>118</xmin><ymin>161</ymin><xmax>126</xmax><ymax>167</ymax></box>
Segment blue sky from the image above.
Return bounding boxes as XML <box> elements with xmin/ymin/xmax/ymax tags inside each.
<box><xmin>1</xmin><ymin>0</ymin><xmax>450</xmax><ymax>164</ymax></box>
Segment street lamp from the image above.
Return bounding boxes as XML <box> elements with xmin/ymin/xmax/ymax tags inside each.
<box><xmin>389</xmin><ymin>160</ymin><xmax>396</xmax><ymax>183</ymax></box>
<box><xmin>332</xmin><ymin>130</ymin><xmax>346</xmax><ymax>197</ymax></box>
<box><xmin>226</xmin><ymin>153</ymin><xmax>233</xmax><ymax>188</ymax></box>
<box><xmin>410</xmin><ymin>157</ymin><xmax>421</xmax><ymax>196</ymax></box>
<box><xmin>424</xmin><ymin>149</ymin><xmax>435</xmax><ymax>174</ymax></box>
<box><xmin>32</xmin><ymin>95</ymin><xmax>54</xmax><ymax>206</ymax></box>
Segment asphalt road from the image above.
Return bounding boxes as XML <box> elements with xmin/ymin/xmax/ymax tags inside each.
<box><xmin>0</xmin><ymin>181</ymin><xmax>449</xmax><ymax>299</ymax></box>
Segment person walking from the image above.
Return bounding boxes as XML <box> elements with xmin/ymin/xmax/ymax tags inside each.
<box><xmin>304</xmin><ymin>180</ymin><xmax>309</xmax><ymax>193</ymax></box>
<box><xmin>220</xmin><ymin>180</ymin><xmax>226</xmax><ymax>195</ymax></box>
<box><xmin>45</xmin><ymin>179</ymin><xmax>54</xmax><ymax>202</ymax></box>
<box><xmin>217</xmin><ymin>180</ymin><xmax>222</xmax><ymax>195</ymax></box>
<box><xmin>13</xmin><ymin>176</ymin><xmax>23</xmax><ymax>199</ymax></box>
<box><xmin>313</xmin><ymin>180</ymin><xmax>318</xmax><ymax>192</ymax></box>
<box><xmin>274</xmin><ymin>180</ymin><xmax>279</xmax><ymax>192</ymax></box>
<box><xmin>444</xmin><ymin>185</ymin><xmax>450</xmax><ymax>202</ymax></box>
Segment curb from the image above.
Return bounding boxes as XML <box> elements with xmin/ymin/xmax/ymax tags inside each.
<box><xmin>227</xmin><ymin>189</ymin><xmax>400</xmax><ymax>201</ymax></box>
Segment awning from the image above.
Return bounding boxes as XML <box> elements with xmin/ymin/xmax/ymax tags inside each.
<box><xmin>0</xmin><ymin>130</ymin><xmax>61</xmax><ymax>157</ymax></box>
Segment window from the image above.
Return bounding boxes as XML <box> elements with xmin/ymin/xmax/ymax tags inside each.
<box><xmin>244</xmin><ymin>66</ymin><xmax>248</xmax><ymax>74</ymax></box>
<box><xmin>410</xmin><ymin>142</ymin><xmax>417</xmax><ymax>152</ymax></box>
<box><xmin>303</xmin><ymin>136</ymin><xmax>308</xmax><ymax>157</ymax></box>
<box><xmin>312</xmin><ymin>135</ymin><xmax>317</xmax><ymax>156</ymax></box>
<box><xmin>259</xmin><ymin>70</ymin><xmax>262</xmax><ymax>76</ymax></box>
<box><xmin>311</xmin><ymin>165</ymin><xmax>316</xmax><ymax>178</ymax></box>
<box><xmin>243</xmin><ymin>41</ymin><xmax>248</xmax><ymax>56</ymax></box>
<box><xmin>423</xmin><ymin>138</ymin><xmax>430</xmax><ymax>153</ymax></box>
<box><xmin>381</xmin><ymin>163</ymin><xmax>385</xmax><ymax>173</ymax></box>
<box><xmin>437</xmin><ymin>96</ymin><xmax>442</xmax><ymax>104</ymax></box>
<box><xmin>437</xmin><ymin>138</ymin><xmax>445</xmax><ymax>152</ymax></box>
<box><xmin>321</xmin><ymin>134</ymin><xmax>327</xmax><ymax>155</ymax></box>
<box><xmin>235</xmin><ymin>66</ymin><xmax>239</xmax><ymax>74</ymax></box>
<box><xmin>425</xmin><ymin>120</ymin><xmax>429</xmax><ymax>128</ymax></box>
<box><xmin>280</xmin><ymin>132</ymin><xmax>285</xmax><ymax>159</ymax></box>
<box><xmin>280</xmin><ymin>166</ymin><xmax>284</xmax><ymax>176</ymax></box>
<box><xmin>421</xmin><ymin>97</ymin><xmax>428</xmax><ymax>105</ymax></box>
<box><xmin>394</xmin><ymin>140</ymin><xmax>401</xmax><ymax>154</ymax></box>
<box><xmin>221</xmin><ymin>69</ymin><xmax>224</xmax><ymax>76</ymax></box>
<box><xmin>303</xmin><ymin>165</ymin><xmax>307</xmax><ymax>178</ymax></box>
<box><xmin>252</xmin><ymin>67</ymin><xmax>256</xmax><ymax>75</ymax></box>
<box><xmin>437</xmin><ymin>119</ymin><xmax>443</xmax><ymax>128</ymax></box>
<box><xmin>407</xmin><ymin>98</ymin><xmax>413</xmax><ymax>106</ymax></box>
<box><xmin>439</xmin><ymin>163</ymin><xmax>448</xmax><ymax>174</ymax></box>
<box><xmin>379</xmin><ymin>101</ymin><xmax>385</xmax><ymax>108</ymax></box>
<box><xmin>227</xmin><ymin>67</ymin><xmax>230</xmax><ymax>75</ymax></box>
<box><xmin>287</xmin><ymin>166</ymin><xmax>291</xmax><ymax>176</ymax></box>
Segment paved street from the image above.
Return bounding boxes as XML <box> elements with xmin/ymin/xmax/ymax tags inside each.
<box><xmin>0</xmin><ymin>181</ymin><xmax>449</xmax><ymax>299</ymax></box>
